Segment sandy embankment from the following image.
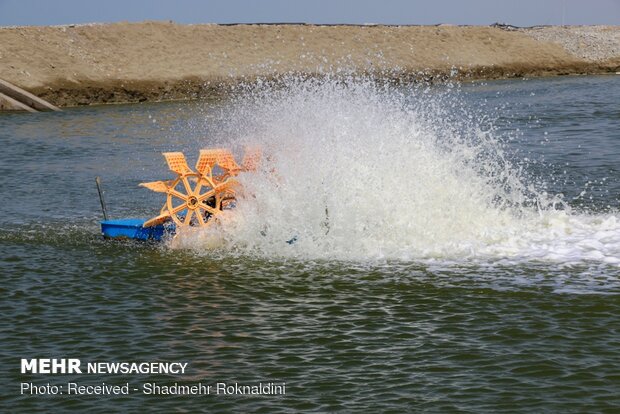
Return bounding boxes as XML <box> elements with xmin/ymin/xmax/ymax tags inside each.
<box><xmin>0</xmin><ymin>22</ymin><xmax>618</xmax><ymax>108</ymax></box>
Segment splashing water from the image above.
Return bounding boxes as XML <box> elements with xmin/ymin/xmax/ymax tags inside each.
<box><xmin>171</xmin><ymin>76</ymin><xmax>620</xmax><ymax>265</ymax></box>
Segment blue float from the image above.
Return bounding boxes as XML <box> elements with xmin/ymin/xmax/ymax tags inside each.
<box><xmin>100</xmin><ymin>218</ymin><xmax>172</xmax><ymax>241</ymax></box>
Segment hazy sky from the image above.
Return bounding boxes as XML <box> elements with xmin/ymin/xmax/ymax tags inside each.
<box><xmin>0</xmin><ymin>0</ymin><xmax>618</xmax><ymax>27</ymax></box>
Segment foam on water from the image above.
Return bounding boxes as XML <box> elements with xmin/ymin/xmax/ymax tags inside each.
<box><xmin>171</xmin><ymin>76</ymin><xmax>620</xmax><ymax>265</ymax></box>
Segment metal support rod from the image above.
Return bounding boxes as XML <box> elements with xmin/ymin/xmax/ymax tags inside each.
<box><xmin>95</xmin><ymin>176</ymin><xmax>109</xmax><ymax>221</ymax></box>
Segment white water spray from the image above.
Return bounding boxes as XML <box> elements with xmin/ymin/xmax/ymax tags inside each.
<box><xmin>172</xmin><ymin>76</ymin><xmax>620</xmax><ymax>265</ymax></box>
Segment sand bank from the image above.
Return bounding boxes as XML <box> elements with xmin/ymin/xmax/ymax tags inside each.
<box><xmin>0</xmin><ymin>22</ymin><xmax>618</xmax><ymax>108</ymax></box>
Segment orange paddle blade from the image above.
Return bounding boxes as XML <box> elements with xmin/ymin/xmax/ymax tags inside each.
<box><xmin>163</xmin><ymin>152</ymin><xmax>192</xmax><ymax>175</ymax></box>
<box><xmin>139</xmin><ymin>180</ymin><xmax>171</xmax><ymax>193</ymax></box>
<box><xmin>216</xmin><ymin>149</ymin><xmax>241</xmax><ymax>173</ymax></box>
<box><xmin>143</xmin><ymin>212</ymin><xmax>171</xmax><ymax>228</ymax></box>
<box><xmin>196</xmin><ymin>148</ymin><xmax>223</xmax><ymax>175</ymax></box>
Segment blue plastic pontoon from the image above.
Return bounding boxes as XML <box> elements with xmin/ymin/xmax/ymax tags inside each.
<box><xmin>100</xmin><ymin>218</ymin><xmax>172</xmax><ymax>241</ymax></box>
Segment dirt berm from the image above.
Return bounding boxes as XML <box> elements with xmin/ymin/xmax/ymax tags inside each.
<box><xmin>0</xmin><ymin>22</ymin><xmax>618</xmax><ymax>108</ymax></box>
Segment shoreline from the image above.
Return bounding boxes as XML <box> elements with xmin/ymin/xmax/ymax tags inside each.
<box><xmin>0</xmin><ymin>22</ymin><xmax>618</xmax><ymax>109</ymax></box>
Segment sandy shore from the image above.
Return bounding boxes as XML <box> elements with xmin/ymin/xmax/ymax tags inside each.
<box><xmin>0</xmin><ymin>22</ymin><xmax>618</xmax><ymax>108</ymax></box>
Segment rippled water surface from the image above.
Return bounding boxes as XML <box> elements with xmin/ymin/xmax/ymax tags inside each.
<box><xmin>1</xmin><ymin>75</ymin><xmax>620</xmax><ymax>412</ymax></box>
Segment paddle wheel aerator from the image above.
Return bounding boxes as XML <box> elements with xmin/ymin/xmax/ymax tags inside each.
<box><xmin>99</xmin><ymin>147</ymin><xmax>260</xmax><ymax>241</ymax></box>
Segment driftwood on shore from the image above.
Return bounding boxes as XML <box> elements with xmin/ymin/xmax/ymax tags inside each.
<box><xmin>0</xmin><ymin>22</ymin><xmax>618</xmax><ymax>109</ymax></box>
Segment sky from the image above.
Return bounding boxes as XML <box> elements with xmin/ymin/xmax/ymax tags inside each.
<box><xmin>0</xmin><ymin>0</ymin><xmax>618</xmax><ymax>27</ymax></box>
